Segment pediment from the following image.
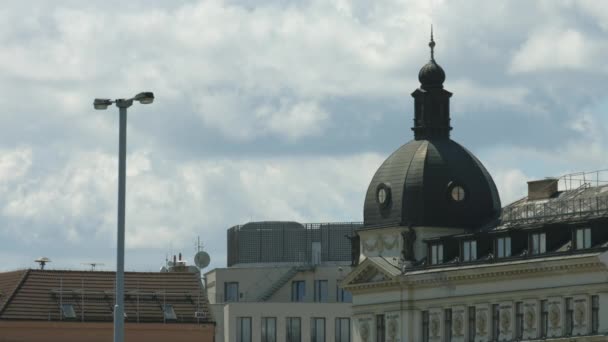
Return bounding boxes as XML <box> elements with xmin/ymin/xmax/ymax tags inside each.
<box><xmin>341</xmin><ymin>258</ymin><xmax>397</xmax><ymax>288</ymax></box>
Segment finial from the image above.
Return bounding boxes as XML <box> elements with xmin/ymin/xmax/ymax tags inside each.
<box><xmin>429</xmin><ymin>24</ymin><xmax>435</xmax><ymax>61</ymax></box>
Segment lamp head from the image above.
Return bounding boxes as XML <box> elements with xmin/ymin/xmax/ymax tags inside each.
<box><xmin>134</xmin><ymin>92</ymin><xmax>154</xmax><ymax>104</ymax></box>
<box><xmin>93</xmin><ymin>99</ymin><xmax>112</xmax><ymax>110</ymax></box>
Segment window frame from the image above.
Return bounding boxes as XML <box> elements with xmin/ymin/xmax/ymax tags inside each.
<box><xmin>444</xmin><ymin>308</ymin><xmax>452</xmax><ymax>342</ymax></box>
<box><xmin>376</xmin><ymin>314</ymin><xmax>385</xmax><ymax>342</ymax></box>
<box><xmin>314</xmin><ymin>280</ymin><xmax>328</xmax><ymax>303</ymax></box>
<box><xmin>224</xmin><ymin>282</ymin><xmax>239</xmax><ymax>302</ymax></box>
<box><xmin>531</xmin><ymin>232</ymin><xmax>546</xmax><ymax>255</ymax></box>
<box><xmin>286</xmin><ymin>317</ymin><xmax>302</xmax><ymax>342</ymax></box>
<box><xmin>430</xmin><ymin>244</ymin><xmax>444</xmax><ymax>265</ymax></box>
<box><xmin>468</xmin><ymin>307</ymin><xmax>475</xmax><ymax>342</ymax></box>
<box><xmin>311</xmin><ymin>317</ymin><xmax>326</xmax><ymax>342</ymax></box>
<box><xmin>462</xmin><ymin>240</ymin><xmax>477</xmax><ymax>262</ymax></box>
<box><xmin>336</xmin><ymin>286</ymin><xmax>352</xmax><ymax>303</ymax></box>
<box><xmin>291</xmin><ymin>280</ymin><xmax>306</xmax><ymax>302</ymax></box>
<box><xmin>422</xmin><ymin>311</ymin><xmax>429</xmax><ymax>342</ymax></box>
<box><xmin>496</xmin><ymin>237</ymin><xmax>511</xmax><ymax>258</ymax></box>
<box><xmin>576</xmin><ymin>228</ymin><xmax>592</xmax><ymax>249</ymax></box>
<box><xmin>237</xmin><ymin>316</ymin><xmax>252</xmax><ymax>342</ymax></box>
<box><xmin>592</xmin><ymin>295</ymin><xmax>599</xmax><ymax>333</ymax></box>
<box><xmin>335</xmin><ymin>317</ymin><xmax>350</xmax><ymax>342</ymax></box>
<box><xmin>261</xmin><ymin>317</ymin><xmax>277</xmax><ymax>342</ymax></box>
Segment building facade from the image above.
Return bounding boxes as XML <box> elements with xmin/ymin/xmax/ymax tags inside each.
<box><xmin>206</xmin><ymin>221</ymin><xmax>360</xmax><ymax>342</ymax></box>
<box><xmin>342</xmin><ymin>34</ymin><xmax>608</xmax><ymax>342</ymax></box>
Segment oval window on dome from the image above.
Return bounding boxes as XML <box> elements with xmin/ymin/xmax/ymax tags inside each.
<box><xmin>451</xmin><ymin>185</ymin><xmax>466</xmax><ymax>202</ymax></box>
<box><xmin>376</xmin><ymin>183</ymin><xmax>392</xmax><ymax>209</ymax></box>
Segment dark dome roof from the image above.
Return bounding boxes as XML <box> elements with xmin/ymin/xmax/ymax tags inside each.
<box><xmin>418</xmin><ymin>60</ymin><xmax>446</xmax><ymax>89</ymax></box>
<box><xmin>363</xmin><ymin>139</ymin><xmax>501</xmax><ymax>229</ymax></box>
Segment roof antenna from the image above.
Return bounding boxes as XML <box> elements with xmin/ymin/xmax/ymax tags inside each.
<box><xmin>429</xmin><ymin>24</ymin><xmax>436</xmax><ymax>61</ymax></box>
<box><xmin>34</xmin><ymin>257</ymin><xmax>51</xmax><ymax>270</ymax></box>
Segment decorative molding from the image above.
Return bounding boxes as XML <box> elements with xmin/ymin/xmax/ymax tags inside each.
<box><xmin>524</xmin><ymin>307</ymin><xmax>535</xmax><ymax>330</ymax></box>
<box><xmin>346</xmin><ymin>258</ymin><xmax>603</xmax><ymax>291</ymax></box>
<box><xmin>476</xmin><ymin>310</ymin><xmax>487</xmax><ymax>336</ymax></box>
<box><xmin>549</xmin><ymin>303</ymin><xmax>561</xmax><ymax>328</ymax></box>
<box><xmin>500</xmin><ymin>308</ymin><xmax>511</xmax><ymax>334</ymax></box>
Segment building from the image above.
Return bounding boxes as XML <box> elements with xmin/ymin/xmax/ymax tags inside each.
<box><xmin>206</xmin><ymin>221</ymin><xmax>361</xmax><ymax>342</ymax></box>
<box><xmin>0</xmin><ymin>268</ymin><xmax>214</xmax><ymax>342</ymax></box>
<box><xmin>340</xmin><ymin>33</ymin><xmax>608</xmax><ymax>342</ymax></box>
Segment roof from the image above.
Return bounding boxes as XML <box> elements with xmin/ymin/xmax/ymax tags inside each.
<box><xmin>497</xmin><ymin>183</ymin><xmax>608</xmax><ymax>230</ymax></box>
<box><xmin>0</xmin><ymin>269</ymin><xmax>212</xmax><ymax>323</ymax></box>
<box><xmin>363</xmin><ymin>139</ymin><xmax>501</xmax><ymax>229</ymax></box>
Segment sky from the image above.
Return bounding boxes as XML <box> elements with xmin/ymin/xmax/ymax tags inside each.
<box><xmin>1</xmin><ymin>0</ymin><xmax>608</xmax><ymax>272</ymax></box>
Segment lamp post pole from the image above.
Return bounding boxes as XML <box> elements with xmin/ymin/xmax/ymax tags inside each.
<box><xmin>115</xmin><ymin>99</ymin><xmax>132</xmax><ymax>342</ymax></box>
<box><xmin>93</xmin><ymin>93</ymin><xmax>154</xmax><ymax>342</ymax></box>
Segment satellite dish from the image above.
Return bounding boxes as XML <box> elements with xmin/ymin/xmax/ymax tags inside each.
<box><xmin>194</xmin><ymin>251</ymin><xmax>210</xmax><ymax>268</ymax></box>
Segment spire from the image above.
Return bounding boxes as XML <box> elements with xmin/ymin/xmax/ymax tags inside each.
<box><xmin>429</xmin><ymin>24</ymin><xmax>435</xmax><ymax>61</ymax></box>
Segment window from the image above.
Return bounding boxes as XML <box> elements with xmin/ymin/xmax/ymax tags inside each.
<box><xmin>565</xmin><ymin>298</ymin><xmax>573</xmax><ymax>335</ymax></box>
<box><xmin>237</xmin><ymin>317</ymin><xmax>252</xmax><ymax>342</ymax></box>
<box><xmin>376</xmin><ymin>314</ymin><xmax>385</xmax><ymax>342</ymax></box>
<box><xmin>515</xmin><ymin>302</ymin><xmax>523</xmax><ymax>340</ymax></box>
<box><xmin>451</xmin><ymin>185</ymin><xmax>466</xmax><ymax>201</ymax></box>
<box><xmin>314</xmin><ymin>280</ymin><xmax>328</xmax><ymax>303</ymax></box>
<box><xmin>286</xmin><ymin>317</ymin><xmax>301</xmax><ymax>342</ymax></box>
<box><xmin>492</xmin><ymin>304</ymin><xmax>499</xmax><ymax>341</ymax></box>
<box><xmin>311</xmin><ymin>317</ymin><xmax>326</xmax><ymax>342</ymax></box>
<box><xmin>61</xmin><ymin>304</ymin><xmax>76</xmax><ymax>319</ymax></box>
<box><xmin>291</xmin><ymin>281</ymin><xmax>305</xmax><ymax>302</ymax></box>
<box><xmin>224</xmin><ymin>282</ymin><xmax>239</xmax><ymax>302</ymax></box>
<box><xmin>262</xmin><ymin>317</ymin><xmax>277</xmax><ymax>342</ymax></box>
<box><xmin>531</xmin><ymin>232</ymin><xmax>546</xmax><ymax>254</ymax></box>
<box><xmin>444</xmin><ymin>309</ymin><xmax>452</xmax><ymax>342</ymax></box>
<box><xmin>540</xmin><ymin>300</ymin><xmax>548</xmax><ymax>337</ymax></box>
<box><xmin>463</xmin><ymin>240</ymin><xmax>477</xmax><ymax>261</ymax></box>
<box><xmin>592</xmin><ymin>295</ymin><xmax>599</xmax><ymax>333</ymax></box>
<box><xmin>162</xmin><ymin>304</ymin><xmax>177</xmax><ymax>320</ymax></box>
<box><xmin>336</xmin><ymin>286</ymin><xmax>352</xmax><ymax>303</ymax></box>
<box><xmin>576</xmin><ymin>228</ymin><xmax>592</xmax><ymax>249</ymax></box>
<box><xmin>497</xmin><ymin>237</ymin><xmax>511</xmax><ymax>258</ymax></box>
<box><xmin>468</xmin><ymin>307</ymin><xmax>475</xmax><ymax>342</ymax></box>
<box><xmin>431</xmin><ymin>244</ymin><xmax>443</xmax><ymax>265</ymax></box>
<box><xmin>422</xmin><ymin>311</ymin><xmax>429</xmax><ymax>342</ymax></box>
<box><xmin>335</xmin><ymin>318</ymin><xmax>350</xmax><ymax>342</ymax></box>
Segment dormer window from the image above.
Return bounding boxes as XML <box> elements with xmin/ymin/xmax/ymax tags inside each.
<box><xmin>430</xmin><ymin>244</ymin><xmax>443</xmax><ymax>265</ymax></box>
<box><xmin>531</xmin><ymin>233</ymin><xmax>546</xmax><ymax>255</ymax></box>
<box><xmin>462</xmin><ymin>240</ymin><xmax>477</xmax><ymax>261</ymax></box>
<box><xmin>496</xmin><ymin>237</ymin><xmax>511</xmax><ymax>258</ymax></box>
<box><xmin>576</xmin><ymin>228</ymin><xmax>592</xmax><ymax>249</ymax></box>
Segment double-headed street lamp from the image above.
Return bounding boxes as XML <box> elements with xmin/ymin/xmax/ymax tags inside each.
<box><xmin>93</xmin><ymin>92</ymin><xmax>154</xmax><ymax>342</ymax></box>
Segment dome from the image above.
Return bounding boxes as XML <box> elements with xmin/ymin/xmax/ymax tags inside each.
<box><xmin>363</xmin><ymin>139</ymin><xmax>501</xmax><ymax>229</ymax></box>
<box><xmin>418</xmin><ymin>60</ymin><xmax>446</xmax><ymax>89</ymax></box>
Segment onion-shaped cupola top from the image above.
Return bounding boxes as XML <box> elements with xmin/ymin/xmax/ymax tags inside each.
<box><xmin>363</xmin><ymin>29</ymin><xmax>501</xmax><ymax>230</ymax></box>
<box><xmin>418</xmin><ymin>27</ymin><xmax>446</xmax><ymax>89</ymax></box>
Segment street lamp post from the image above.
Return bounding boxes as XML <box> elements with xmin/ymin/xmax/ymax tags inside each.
<box><xmin>93</xmin><ymin>92</ymin><xmax>154</xmax><ymax>342</ymax></box>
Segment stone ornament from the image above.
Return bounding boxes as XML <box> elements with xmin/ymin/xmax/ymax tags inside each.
<box><xmin>360</xmin><ymin>321</ymin><xmax>370</xmax><ymax>342</ymax></box>
<box><xmin>363</xmin><ymin>234</ymin><xmax>399</xmax><ymax>253</ymax></box>
<box><xmin>388</xmin><ymin>317</ymin><xmax>398</xmax><ymax>341</ymax></box>
<box><xmin>524</xmin><ymin>308</ymin><xmax>536</xmax><ymax>330</ymax></box>
<box><xmin>574</xmin><ymin>302</ymin><xmax>586</xmax><ymax>326</ymax></box>
<box><xmin>549</xmin><ymin>304</ymin><xmax>561</xmax><ymax>328</ymax></box>
<box><xmin>477</xmin><ymin>311</ymin><xmax>487</xmax><ymax>336</ymax></box>
<box><xmin>453</xmin><ymin>312</ymin><xmax>464</xmax><ymax>336</ymax></box>
<box><xmin>500</xmin><ymin>309</ymin><xmax>511</xmax><ymax>333</ymax></box>
<box><xmin>430</xmin><ymin>314</ymin><xmax>440</xmax><ymax>338</ymax></box>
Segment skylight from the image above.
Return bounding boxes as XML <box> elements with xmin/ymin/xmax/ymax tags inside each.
<box><xmin>162</xmin><ymin>304</ymin><xmax>177</xmax><ymax>320</ymax></box>
<box><xmin>61</xmin><ymin>304</ymin><xmax>76</xmax><ymax>319</ymax></box>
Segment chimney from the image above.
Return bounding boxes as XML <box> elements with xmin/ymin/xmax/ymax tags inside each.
<box><xmin>527</xmin><ymin>178</ymin><xmax>558</xmax><ymax>200</ymax></box>
<box><xmin>179</xmin><ymin>252</ymin><xmax>182</xmax><ymax>261</ymax></box>
<box><xmin>173</xmin><ymin>255</ymin><xmax>176</xmax><ymax>264</ymax></box>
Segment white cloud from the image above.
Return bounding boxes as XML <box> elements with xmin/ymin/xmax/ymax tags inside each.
<box><xmin>509</xmin><ymin>28</ymin><xmax>599</xmax><ymax>73</ymax></box>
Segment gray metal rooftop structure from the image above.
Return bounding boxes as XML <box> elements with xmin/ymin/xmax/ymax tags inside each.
<box><xmin>227</xmin><ymin>221</ymin><xmax>362</xmax><ymax>267</ymax></box>
<box><xmin>498</xmin><ymin>169</ymin><xmax>608</xmax><ymax>229</ymax></box>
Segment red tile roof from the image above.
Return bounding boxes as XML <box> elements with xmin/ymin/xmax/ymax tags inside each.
<box><xmin>0</xmin><ymin>269</ymin><xmax>212</xmax><ymax>324</ymax></box>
